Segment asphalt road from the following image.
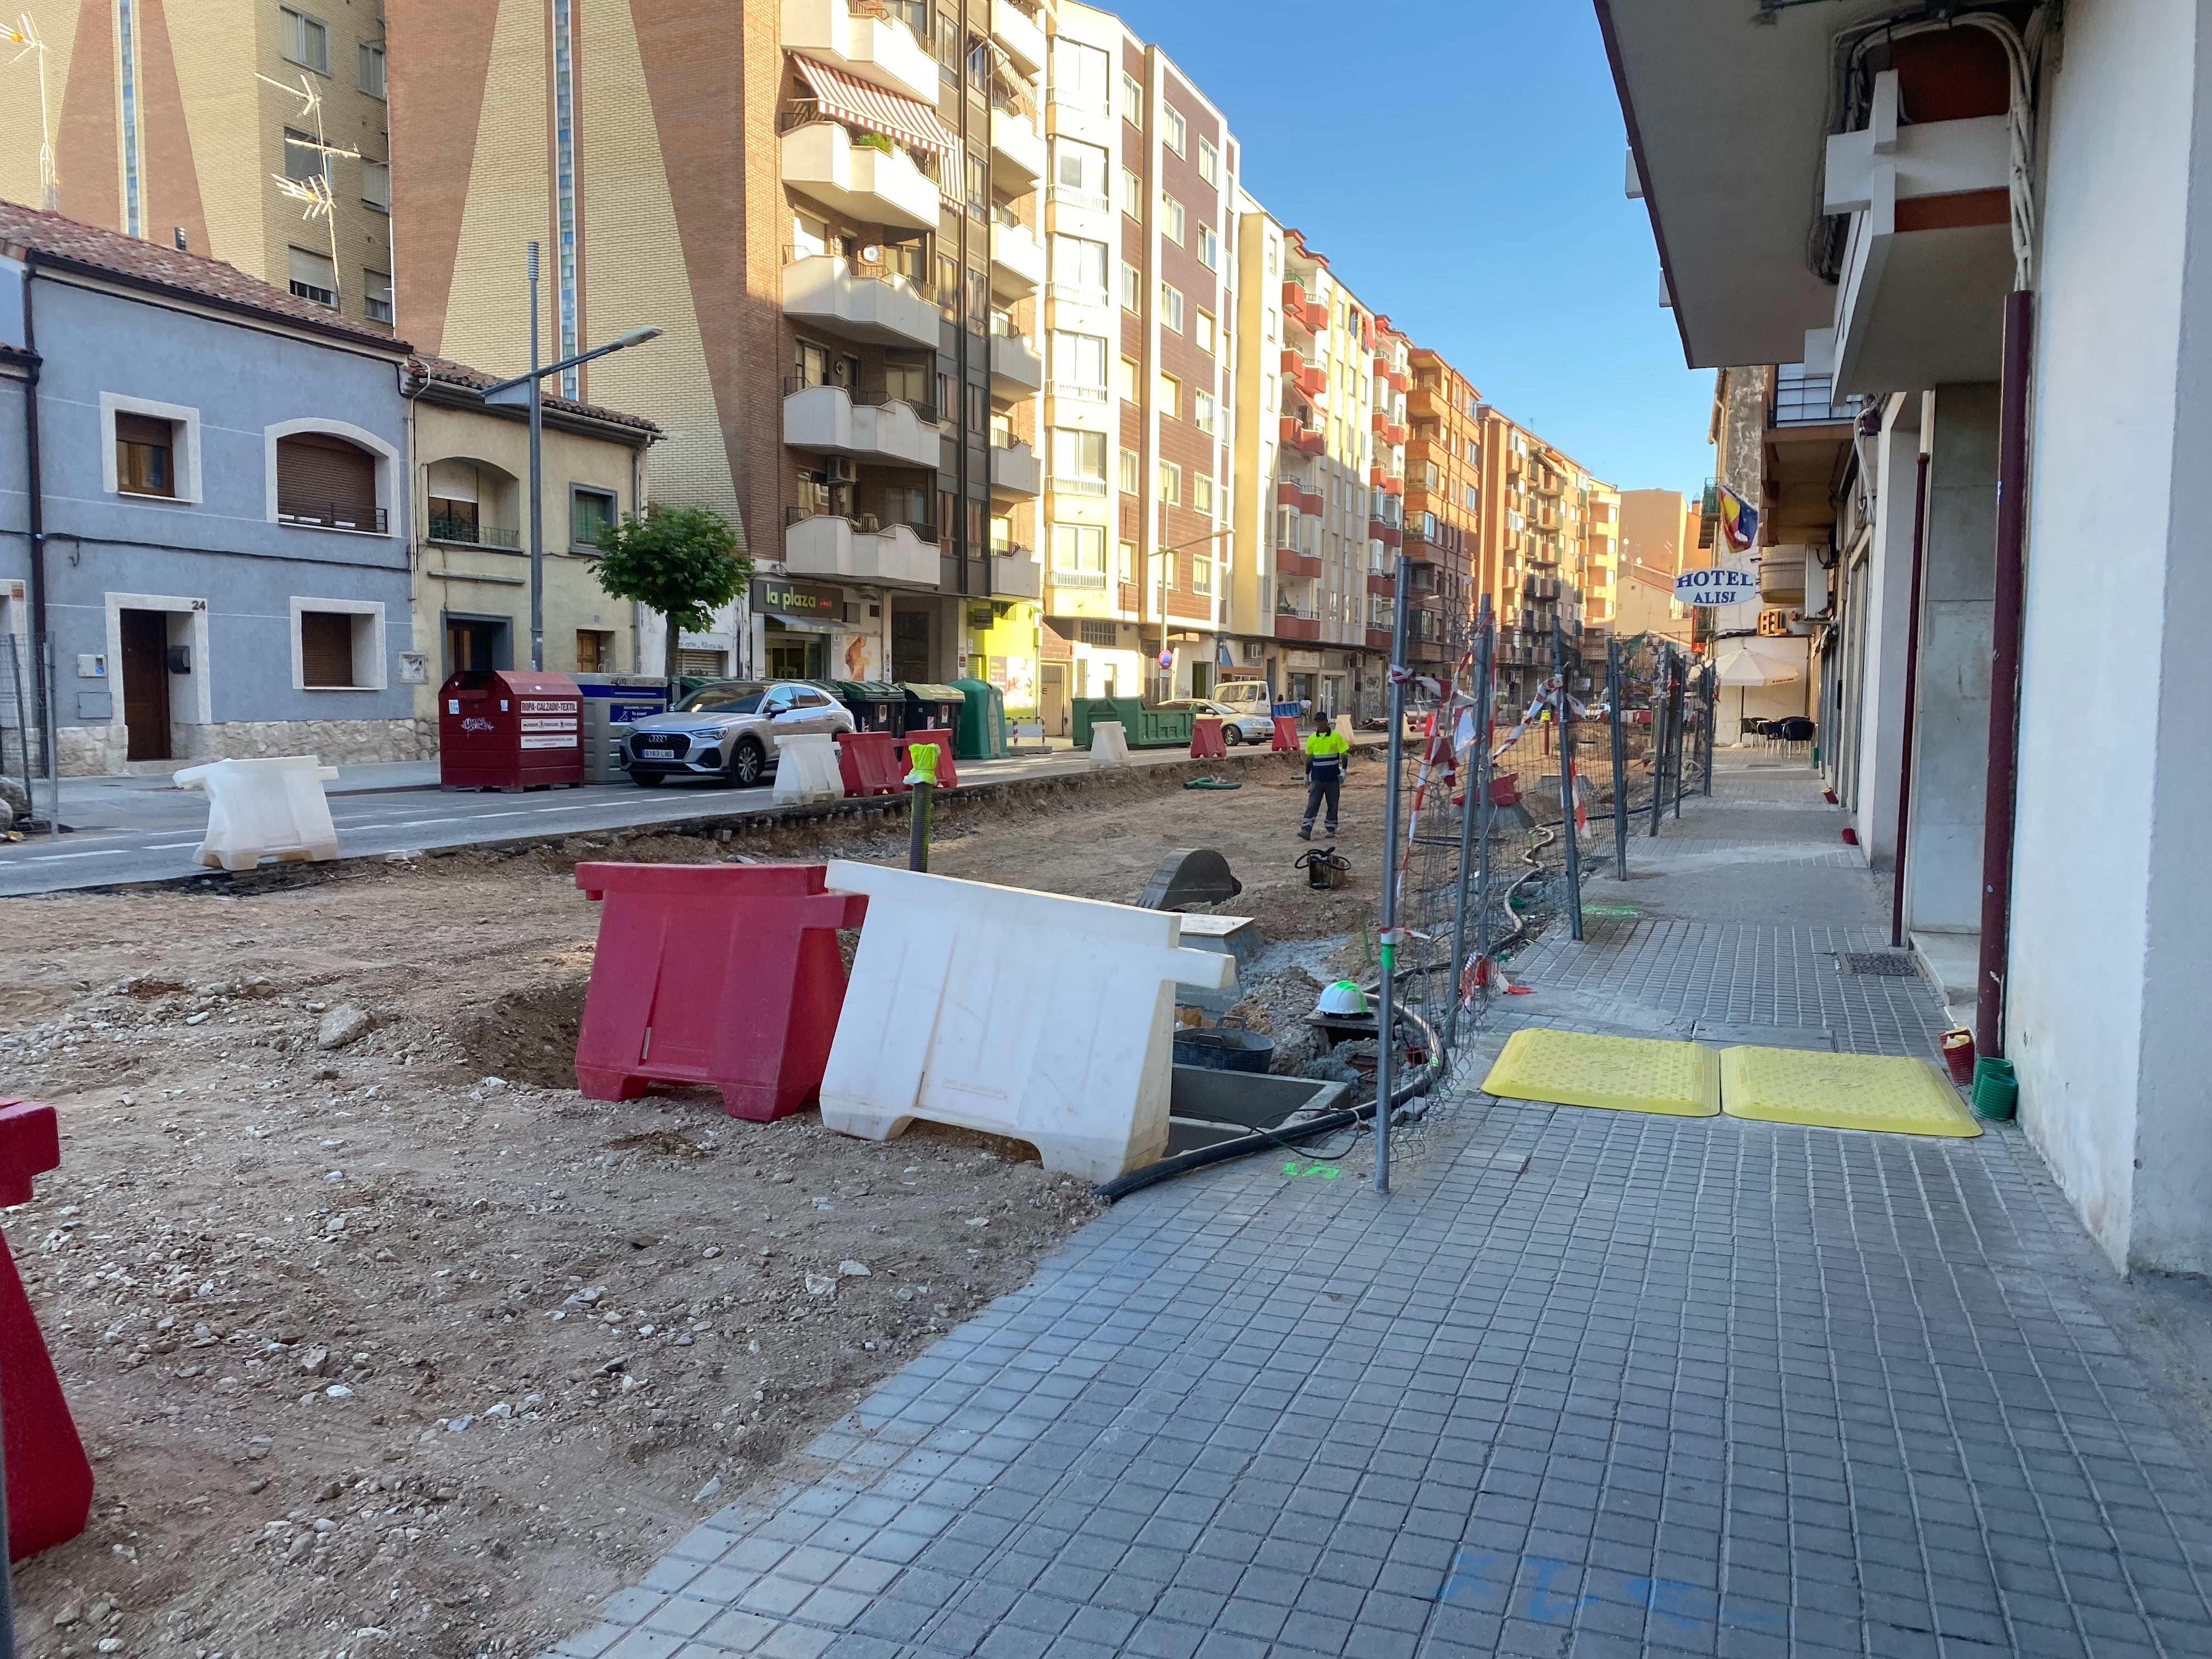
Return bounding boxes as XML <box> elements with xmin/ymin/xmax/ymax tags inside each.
<box><xmin>0</xmin><ymin>741</ymin><xmax>1288</xmax><ymax>898</ymax></box>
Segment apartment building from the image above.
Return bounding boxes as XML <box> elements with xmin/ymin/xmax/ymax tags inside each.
<box><xmin>0</xmin><ymin>0</ymin><xmax>397</xmax><ymax>335</ymax></box>
<box><xmin>1032</xmin><ymin>2</ymin><xmax>1235</xmax><ymax>724</ymax></box>
<box><xmin>1582</xmin><ymin>479</ymin><xmax>1621</xmax><ymax>652</ymax></box>
<box><xmin>385</xmin><ymin>0</ymin><xmax>1048</xmax><ymax>699</ymax></box>
<box><xmin>1402</xmin><ymin>343</ymin><xmax>1480</xmax><ymax>666</ymax></box>
<box><xmin>1612</xmin><ymin>487</ymin><xmax>1694</xmax><ymax>645</ymax></box>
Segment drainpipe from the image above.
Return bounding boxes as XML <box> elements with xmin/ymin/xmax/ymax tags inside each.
<box><xmin>20</xmin><ymin>265</ymin><xmax>57</xmax><ymax>835</ymax></box>
<box><xmin>1976</xmin><ymin>290</ymin><xmax>2032</xmax><ymax>1059</ymax></box>
<box><xmin>1889</xmin><ymin>449</ymin><xmax>1931</xmax><ymax>950</ymax></box>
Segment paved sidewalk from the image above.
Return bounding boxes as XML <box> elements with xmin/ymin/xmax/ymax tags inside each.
<box><xmin>545</xmin><ymin>760</ymin><xmax>2212</xmax><ymax>1659</ymax></box>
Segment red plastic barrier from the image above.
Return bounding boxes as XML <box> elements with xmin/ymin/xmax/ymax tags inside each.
<box><xmin>1189</xmin><ymin>718</ymin><xmax>1227</xmax><ymax>759</ymax></box>
<box><xmin>572</xmin><ymin>865</ymin><xmax>867</xmax><ymax>1121</ymax></box>
<box><xmin>0</xmin><ymin>1097</ymin><xmax>93</xmax><ymax>1561</ymax></box>
<box><xmin>895</xmin><ymin>729</ymin><xmax>959</xmax><ymax>790</ymax></box>
<box><xmin>837</xmin><ymin>730</ymin><xmax>907</xmax><ymax>798</ymax></box>
<box><xmin>1489</xmin><ymin>772</ymin><xmax>1523</xmax><ymax>808</ymax></box>
<box><xmin>1271</xmin><ymin>716</ymin><xmax>1301</xmax><ymax>752</ymax></box>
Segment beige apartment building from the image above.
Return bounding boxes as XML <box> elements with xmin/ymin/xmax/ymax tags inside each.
<box><xmin>385</xmin><ymin>0</ymin><xmax>1048</xmax><ymax>699</ymax></box>
<box><xmin>0</xmin><ymin>0</ymin><xmax>397</xmax><ymax>334</ymax></box>
<box><xmin>1613</xmin><ymin>487</ymin><xmax>1696</xmax><ymax>645</ymax></box>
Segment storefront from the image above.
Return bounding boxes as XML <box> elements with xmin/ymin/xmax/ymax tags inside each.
<box><xmin>752</xmin><ymin>577</ymin><xmax>885</xmax><ymax>685</ymax></box>
<box><xmin>961</xmin><ymin>599</ymin><xmax>1041</xmax><ymax>720</ymax></box>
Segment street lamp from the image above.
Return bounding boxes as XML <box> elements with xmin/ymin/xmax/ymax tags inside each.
<box><xmin>1148</xmin><ymin>524</ymin><xmax>1232</xmax><ymax>696</ymax></box>
<box><xmin>483</xmin><ymin>242</ymin><xmax>663</xmax><ymax>670</ymax></box>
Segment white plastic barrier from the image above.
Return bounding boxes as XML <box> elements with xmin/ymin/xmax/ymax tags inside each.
<box><xmin>1089</xmin><ymin>720</ymin><xmax>1131</xmax><ymax>768</ymax></box>
<box><xmin>173</xmin><ymin>756</ymin><xmax>340</xmax><ymax>872</ymax></box>
<box><xmin>817</xmin><ymin>861</ymin><xmax>1235</xmax><ymax>1180</ymax></box>
<box><xmin>772</xmin><ymin>733</ymin><xmax>846</xmax><ymax>805</ymax></box>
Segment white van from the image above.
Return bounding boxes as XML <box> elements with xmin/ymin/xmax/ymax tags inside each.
<box><xmin>1212</xmin><ymin>680</ymin><xmax>1275</xmax><ymax>714</ymax></box>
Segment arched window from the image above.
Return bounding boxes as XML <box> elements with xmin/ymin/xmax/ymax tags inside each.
<box><xmin>276</xmin><ymin>431</ymin><xmax>383</xmax><ymax>532</ymax></box>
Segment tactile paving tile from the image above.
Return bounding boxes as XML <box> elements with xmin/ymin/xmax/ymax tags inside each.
<box><xmin>1480</xmin><ymin>1027</ymin><xmax>1720</xmax><ymax>1117</ymax></box>
<box><xmin>1720</xmin><ymin>1045</ymin><xmax>1981</xmax><ymax>1137</ymax></box>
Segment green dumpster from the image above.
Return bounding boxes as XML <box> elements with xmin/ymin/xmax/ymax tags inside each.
<box><xmin>1072</xmin><ymin>696</ymin><xmax>1193</xmax><ymax>749</ymax></box>
<box><xmin>951</xmin><ymin>678</ymin><xmax>1007</xmax><ymax>760</ymax></box>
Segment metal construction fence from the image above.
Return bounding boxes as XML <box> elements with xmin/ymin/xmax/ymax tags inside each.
<box><xmin>1</xmin><ymin>631</ymin><xmax>45</xmax><ymax>791</ymax></box>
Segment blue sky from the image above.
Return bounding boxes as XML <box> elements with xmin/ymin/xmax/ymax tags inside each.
<box><xmin>1103</xmin><ymin>0</ymin><xmax>1716</xmax><ymax>496</ymax></box>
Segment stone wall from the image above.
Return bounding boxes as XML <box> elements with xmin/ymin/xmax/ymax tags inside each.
<box><xmin>55</xmin><ymin>719</ymin><xmax>433</xmax><ymax>775</ymax></box>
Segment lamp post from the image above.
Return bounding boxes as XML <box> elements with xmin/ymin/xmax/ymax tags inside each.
<box><xmin>483</xmin><ymin>247</ymin><xmax>662</xmax><ymax>672</ymax></box>
<box><xmin>1148</xmin><ymin>524</ymin><xmax>1232</xmax><ymax>698</ymax></box>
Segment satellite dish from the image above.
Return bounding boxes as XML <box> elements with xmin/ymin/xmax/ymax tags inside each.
<box><xmin>860</xmin><ymin>244</ymin><xmax>884</xmax><ymax>263</ymax></box>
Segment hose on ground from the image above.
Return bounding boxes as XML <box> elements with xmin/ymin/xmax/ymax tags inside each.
<box><xmin>1096</xmin><ymin>1006</ymin><xmax>1446</xmax><ymax>1203</ymax></box>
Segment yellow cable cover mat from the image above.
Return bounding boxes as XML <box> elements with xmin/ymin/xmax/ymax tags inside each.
<box><xmin>1481</xmin><ymin>1028</ymin><xmax>1722</xmax><ymax>1118</ymax></box>
<box><xmin>1719</xmin><ymin>1047</ymin><xmax>1982</xmax><ymax>1138</ymax></box>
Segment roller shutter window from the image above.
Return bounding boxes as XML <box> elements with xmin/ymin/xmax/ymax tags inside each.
<box><xmin>677</xmin><ymin>650</ymin><xmax>729</xmax><ymax>679</ymax></box>
<box><xmin>300</xmin><ymin>612</ymin><xmax>357</xmax><ymax>688</ymax></box>
<box><xmin>277</xmin><ymin>432</ymin><xmax>379</xmax><ymax>530</ymax></box>
<box><xmin>115</xmin><ymin>412</ymin><xmax>175</xmax><ymax>497</ymax></box>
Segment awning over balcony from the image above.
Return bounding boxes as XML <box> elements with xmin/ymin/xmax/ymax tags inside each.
<box><xmin>790</xmin><ymin>52</ymin><xmax>960</xmax><ymax>159</ymax></box>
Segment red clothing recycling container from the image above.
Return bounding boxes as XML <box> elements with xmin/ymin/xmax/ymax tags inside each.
<box><xmin>438</xmin><ymin>669</ymin><xmax>585</xmax><ymax>791</ymax></box>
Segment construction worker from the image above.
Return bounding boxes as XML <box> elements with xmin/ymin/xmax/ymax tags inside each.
<box><xmin>1298</xmin><ymin>709</ymin><xmax>1350</xmax><ymax>840</ymax></box>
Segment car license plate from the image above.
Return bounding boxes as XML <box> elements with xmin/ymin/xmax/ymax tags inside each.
<box><xmin>637</xmin><ymin>742</ymin><xmax>676</xmax><ymax>757</ymax></box>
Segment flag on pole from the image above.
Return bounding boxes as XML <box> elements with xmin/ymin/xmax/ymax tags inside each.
<box><xmin>1716</xmin><ymin>485</ymin><xmax>1759</xmax><ymax>552</ymax></box>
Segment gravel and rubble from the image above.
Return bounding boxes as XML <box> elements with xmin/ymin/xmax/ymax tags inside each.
<box><xmin>0</xmin><ymin>755</ymin><xmax>1390</xmax><ymax>1657</ymax></box>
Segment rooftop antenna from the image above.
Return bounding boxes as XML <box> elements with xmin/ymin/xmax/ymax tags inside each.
<box><xmin>258</xmin><ymin>70</ymin><xmax>362</xmax><ymax>309</ymax></box>
<box><xmin>1</xmin><ymin>13</ymin><xmax>59</xmax><ymax>209</ymax></box>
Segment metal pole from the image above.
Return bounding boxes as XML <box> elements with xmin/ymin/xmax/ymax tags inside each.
<box><xmin>1474</xmin><ymin>615</ymin><xmax>1496</xmax><ymax>982</ymax></box>
<box><xmin>1648</xmin><ymin>647</ymin><xmax>1670</xmax><ymax>838</ymax></box>
<box><xmin>527</xmin><ymin>242</ymin><xmax>545</xmax><ymax>672</ymax></box>
<box><xmin>41</xmin><ymin>637</ymin><xmax>58</xmax><ymax>842</ymax></box>
<box><xmin>1700</xmin><ymin>663</ymin><xmax>1717</xmax><ymax>794</ymax></box>
<box><xmin>907</xmin><ymin>780</ymin><xmax>932</xmax><ymax>872</ymax></box>
<box><xmin>1374</xmin><ymin>554</ymin><xmax>1411</xmax><ymax>1196</ymax></box>
<box><xmin>1977</xmin><ymin>291</ymin><xmax>2033</xmax><ymax>1060</ymax></box>
<box><xmin>1607</xmin><ymin>636</ymin><xmax>1628</xmax><ymax>879</ymax></box>
<box><xmin>1444</xmin><ymin>602</ymin><xmax>1491</xmax><ymax>1052</ymax></box>
<box><xmin>1552</xmin><ymin>619</ymin><xmax>1582</xmax><ymax>940</ymax></box>
<box><xmin>1891</xmin><ymin>450</ymin><xmax>1932</xmax><ymax>950</ymax></box>
<box><xmin>1671</xmin><ymin>657</ymin><xmax>1686</xmax><ymax>819</ymax></box>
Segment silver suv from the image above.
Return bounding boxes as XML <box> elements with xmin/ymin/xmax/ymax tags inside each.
<box><xmin>624</xmin><ymin>681</ymin><xmax>855</xmax><ymax>787</ymax></box>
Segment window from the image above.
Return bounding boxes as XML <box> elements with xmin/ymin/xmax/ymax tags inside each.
<box><xmin>1052</xmin><ymin>139</ymin><xmax>1108</xmax><ymax>208</ymax></box>
<box><xmin>1465</xmin><ymin>484</ymin><xmax>1480</xmax><ymax>511</ymax></box>
<box><xmin>965</xmin><ymin>153</ymin><xmax>987</xmax><ymax>215</ymax></box>
<box><xmin>1049</xmin><ymin>234</ymin><xmax>1108</xmax><ymax>298</ymax></box>
<box><xmin>1050</xmin><ymin>330</ymin><xmax>1108</xmax><ymax>398</ymax></box>
<box><xmin>1193</xmin><ymin>555</ymin><xmax>1214</xmax><ymax>595</ymax></box>
<box><xmin>1158</xmin><ymin>461</ymin><xmax>1181</xmax><ymax>506</ymax></box>
<box><xmin>276</xmin><ymin>430</ymin><xmax>380</xmax><ymax>529</ymax></box>
<box><xmin>1118</xmin><ymin>356</ymin><xmax>1139</xmax><ymax>400</ymax></box>
<box><xmin>288</xmin><ymin>245</ymin><xmax>337</xmax><ymax>307</ymax></box>
<box><xmin>1053</xmin><ymin>39</ymin><xmax>1109</xmax><ymax>111</ymax></box>
<box><xmin>1197</xmin><ymin>225</ymin><xmax>1218</xmax><ymax>270</ymax></box>
<box><xmin>1117</xmin><ymin>540</ymin><xmax>1136</xmax><ymax>582</ymax></box>
<box><xmin>361</xmin><ymin>158</ymin><xmax>391</xmax><ymax>212</ymax></box>
<box><xmin>1120</xmin><ymin>260</ymin><xmax>1141</xmax><ymax>312</ymax></box>
<box><xmin>1156</xmin><ymin>371</ymin><xmax>1179</xmax><ymax>416</ymax></box>
<box><xmin>1119</xmin><ymin>446</ymin><xmax>1139</xmax><ymax>494</ymax></box>
<box><xmin>1194</xmin><ymin>473</ymin><xmax>1215</xmax><ymax>515</ymax></box>
<box><xmin>280</xmin><ymin>6</ymin><xmax>330</xmax><ymax>74</ymax></box>
<box><xmin>1193</xmin><ymin>390</ymin><xmax>1216</xmax><ymax>435</ymax></box>
<box><xmin>1197</xmin><ymin>136</ymin><xmax>1219</xmax><ymax>186</ymax></box>
<box><xmin>1194</xmin><ymin>311</ymin><xmax>1215</xmax><ymax>354</ymax></box>
<box><xmin>283</xmin><ymin>128</ymin><xmax>328</xmax><ymax>185</ymax></box>
<box><xmin>115</xmin><ymin>412</ymin><xmax>174</xmax><ymax>497</ymax></box>
<box><xmin>966</xmin><ymin>265</ymin><xmax>988</xmax><ymax>325</ymax></box>
<box><xmin>1050</xmin><ymin>428</ymin><xmax>1106</xmax><ymax>494</ymax></box>
<box><xmin>299</xmin><ymin>611</ymin><xmax>359</xmax><ymax>687</ymax></box>
<box><xmin>1160</xmin><ymin>283</ymin><xmax>1183</xmax><ymax>332</ymax></box>
<box><xmin>1120</xmin><ymin>167</ymin><xmax>1142</xmax><ymax>219</ymax></box>
<box><xmin>363</xmin><ymin>270</ymin><xmax>393</xmax><ymax>324</ymax></box>
<box><xmin>1121</xmin><ymin>70</ymin><xmax>1144</xmax><ymax>123</ymax></box>
<box><xmin>1160</xmin><ymin>194</ymin><xmax>1184</xmax><ymax>245</ymax></box>
<box><xmin>1161</xmin><ymin>103</ymin><xmax>1186</xmax><ymax>155</ymax></box>
<box><xmin>357</xmin><ymin>41</ymin><xmax>386</xmax><ymax>98</ymax></box>
<box><xmin>572</xmin><ymin>486</ymin><xmax>618</xmax><ymax>548</ymax></box>
<box><xmin>1051</xmin><ymin>523</ymin><xmax>1107</xmax><ymax>586</ymax></box>
<box><xmin>1423</xmin><ymin>461</ymin><xmax>1441</xmax><ymax>489</ymax></box>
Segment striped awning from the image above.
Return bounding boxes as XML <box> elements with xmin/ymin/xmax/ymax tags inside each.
<box><xmin>789</xmin><ymin>53</ymin><xmax>960</xmax><ymax>160</ymax></box>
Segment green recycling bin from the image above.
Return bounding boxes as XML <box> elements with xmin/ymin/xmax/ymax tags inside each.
<box><xmin>951</xmin><ymin>678</ymin><xmax>1007</xmax><ymax>760</ymax></box>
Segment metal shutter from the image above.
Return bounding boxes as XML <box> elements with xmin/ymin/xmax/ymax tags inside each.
<box><xmin>299</xmin><ymin>612</ymin><xmax>356</xmax><ymax>687</ymax></box>
<box><xmin>276</xmin><ymin>434</ymin><xmax>377</xmax><ymax>524</ymax></box>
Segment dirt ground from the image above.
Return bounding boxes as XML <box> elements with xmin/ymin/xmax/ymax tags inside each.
<box><xmin>0</xmin><ymin>752</ymin><xmax>1390</xmax><ymax>1659</ymax></box>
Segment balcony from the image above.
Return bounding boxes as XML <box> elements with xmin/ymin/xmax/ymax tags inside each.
<box><xmin>780</xmin><ymin>0</ymin><xmax>938</xmax><ymax>104</ymax></box>
<box><xmin>1274</xmin><ymin>613</ymin><xmax>1321</xmax><ymax>642</ymax></box>
<box><xmin>989</xmin><ymin>106</ymin><xmax>1045</xmax><ymax>190</ymax></box>
<box><xmin>428</xmin><ymin>513</ymin><xmax>521</xmax><ymax>550</ymax></box>
<box><xmin>1365</xmin><ymin>628</ymin><xmax>1394</xmax><ymax>651</ymax></box>
<box><xmin>990</xmin><ymin>330</ymin><xmax>1044</xmax><ymax>399</ymax></box>
<box><xmin>989</xmin><ymin>217</ymin><xmax>1045</xmax><ymax>300</ymax></box>
<box><xmin>1275</xmin><ymin>479</ymin><xmax>1323</xmax><ymax>516</ymax></box>
<box><xmin>782</xmin><ymin>382</ymin><xmax>943</xmax><ymax>469</ymax></box>
<box><xmin>1280</xmin><ymin>281</ymin><xmax>1325</xmax><ymax>334</ymax></box>
<box><xmin>991</xmin><ymin>0</ymin><xmax>1045</xmax><ymax>78</ymax></box>
<box><xmin>784</xmin><ymin>511</ymin><xmax>939</xmax><ymax>589</ymax></box>
<box><xmin>1372</xmin><ymin>413</ymin><xmax>1408</xmax><ymax>447</ymax></box>
<box><xmin>1276</xmin><ymin>550</ymin><xmax>1322</xmax><ymax>579</ymax></box>
<box><xmin>1365</xmin><ymin>572</ymin><xmax>1396</xmax><ymax>597</ymax></box>
<box><xmin>1369</xmin><ymin>518</ymin><xmax>1401</xmax><ymax>550</ymax></box>
<box><xmin>784</xmin><ymin>252</ymin><xmax>940</xmax><ymax>349</ymax></box>
<box><xmin>1373</xmin><ymin>356</ymin><xmax>1409</xmax><ymax>394</ymax></box>
<box><xmin>1279</xmin><ymin>416</ymin><xmax>1324</xmax><ymax>458</ymax></box>
<box><xmin>780</xmin><ymin>122</ymin><xmax>940</xmax><ymax>232</ymax></box>
<box><xmin>1769</xmin><ymin>367</ymin><xmax>1858</xmax><ymax>429</ymax></box>
<box><xmin>989</xmin><ymin>439</ymin><xmax>1042</xmax><ymax>500</ymax></box>
<box><xmin>1279</xmin><ymin>349</ymin><xmax>1326</xmax><ymax>399</ymax></box>
<box><xmin>281</xmin><ymin>498</ymin><xmax>387</xmax><ymax>534</ymax></box>
<box><xmin>991</xmin><ymin>545</ymin><xmax>1043</xmax><ymax>601</ymax></box>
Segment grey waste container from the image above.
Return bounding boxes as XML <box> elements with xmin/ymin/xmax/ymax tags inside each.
<box><xmin>576</xmin><ymin>674</ymin><xmax>671</xmax><ymax>784</ymax></box>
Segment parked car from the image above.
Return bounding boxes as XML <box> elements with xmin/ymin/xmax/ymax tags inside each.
<box><xmin>1155</xmin><ymin>697</ymin><xmax>1275</xmax><ymax>746</ymax></box>
<box><xmin>624</xmin><ymin>680</ymin><xmax>855</xmax><ymax>787</ymax></box>
<box><xmin>1210</xmin><ymin>680</ymin><xmax>1277</xmax><ymax>717</ymax></box>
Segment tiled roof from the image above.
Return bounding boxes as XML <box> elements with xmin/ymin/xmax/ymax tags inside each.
<box><xmin>0</xmin><ymin>197</ymin><xmax>410</xmax><ymax>351</ymax></box>
<box><xmin>411</xmin><ymin>353</ymin><xmax>659</xmax><ymax>439</ymax></box>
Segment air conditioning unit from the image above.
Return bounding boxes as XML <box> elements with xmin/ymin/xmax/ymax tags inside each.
<box><xmin>825</xmin><ymin>456</ymin><xmax>857</xmax><ymax>484</ymax></box>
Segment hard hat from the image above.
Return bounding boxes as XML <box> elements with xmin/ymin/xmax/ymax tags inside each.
<box><xmin>1315</xmin><ymin>980</ymin><xmax>1368</xmax><ymax>1016</ymax></box>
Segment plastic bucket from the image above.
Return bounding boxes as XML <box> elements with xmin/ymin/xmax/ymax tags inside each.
<box><xmin>1971</xmin><ymin>1057</ymin><xmax>2018</xmax><ymax>1121</ymax></box>
<box><xmin>1940</xmin><ymin>1027</ymin><xmax>1977</xmax><ymax>1087</ymax></box>
<box><xmin>1172</xmin><ymin>1017</ymin><xmax>1274</xmax><ymax>1075</ymax></box>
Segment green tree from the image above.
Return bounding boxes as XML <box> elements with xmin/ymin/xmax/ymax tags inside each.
<box><xmin>591</xmin><ymin>504</ymin><xmax>751</xmax><ymax>682</ymax></box>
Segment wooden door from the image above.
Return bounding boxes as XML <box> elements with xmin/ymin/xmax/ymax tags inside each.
<box><xmin>119</xmin><ymin>609</ymin><xmax>171</xmax><ymax>761</ymax></box>
<box><xmin>1040</xmin><ymin>662</ymin><xmax>1068</xmax><ymax>737</ymax></box>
